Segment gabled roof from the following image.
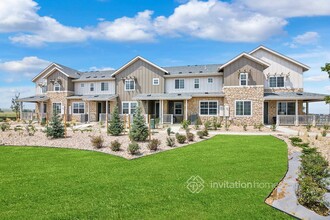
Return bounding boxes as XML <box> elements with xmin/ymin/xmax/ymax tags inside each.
<box><xmin>111</xmin><ymin>56</ymin><xmax>168</xmax><ymax>76</ymax></box>
<box><xmin>218</xmin><ymin>53</ymin><xmax>270</xmax><ymax>71</ymax></box>
<box><xmin>249</xmin><ymin>45</ymin><xmax>310</xmax><ymax>71</ymax></box>
<box><xmin>264</xmin><ymin>92</ymin><xmax>327</xmax><ymax>101</ymax></box>
<box><xmin>73</xmin><ymin>70</ymin><xmax>116</xmax><ymax>82</ymax></box>
<box><xmin>32</xmin><ymin>63</ymin><xmax>81</xmax><ymax>82</ymax></box>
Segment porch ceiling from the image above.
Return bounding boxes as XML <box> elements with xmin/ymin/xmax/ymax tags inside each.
<box><xmin>17</xmin><ymin>95</ymin><xmax>49</xmax><ymax>103</ymax></box>
<box><xmin>264</xmin><ymin>92</ymin><xmax>328</xmax><ymax>101</ymax></box>
<box><xmin>67</xmin><ymin>94</ymin><xmax>118</xmax><ymax>101</ymax></box>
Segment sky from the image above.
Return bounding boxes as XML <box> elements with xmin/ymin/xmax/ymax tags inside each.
<box><xmin>0</xmin><ymin>0</ymin><xmax>329</xmax><ymax>113</ymax></box>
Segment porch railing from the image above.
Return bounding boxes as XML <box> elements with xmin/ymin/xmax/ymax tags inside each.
<box><xmin>162</xmin><ymin>114</ymin><xmax>173</xmax><ymax>124</ymax></box>
<box><xmin>277</xmin><ymin>114</ymin><xmax>330</xmax><ymax>126</ymax></box>
<box><xmin>99</xmin><ymin>113</ymin><xmax>111</xmax><ymax>122</ymax></box>
<box><xmin>21</xmin><ymin>112</ymin><xmax>36</xmax><ymax>121</ymax></box>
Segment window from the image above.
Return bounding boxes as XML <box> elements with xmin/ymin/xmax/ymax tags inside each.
<box><xmin>81</xmin><ymin>83</ymin><xmax>84</xmax><ymax>88</ymax></box>
<box><xmin>239</xmin><ymin>73</ymin><xmax>248</xmax><ymax>86</ymax></box>
<box><xmin>194</xmin><ymin>79</ymin><xmax>200</xmax><ymax>89</ymax></box>
<box><xmin>174</xmin><ymin>102</ymin><xmax>183</xmax><ymax>116</ymax></box>
<box><xmin>101</xmin><ymin>82</ymin><xmax>108</xmax><ymax>91</ymax></box>
<box><xmin>54</xmin><ymin>82</ymin><xmax>60</xmax><ymax>91</ymax></box>
<box><xmin>153</xmin><ymin>78</ymin><xmax>159</xmax><ymax>85</ymax></box>
<box><xmin>41</xmin><ymin>86</ymin><xmax>47</xmax><ymax>93</ymax></box>
<box><xmin>52</xmin><ymin>103</ymin><xmax>61</xmax><ymax>115</ymax></box>
<box><xmin>125</xmin><ymin>79</ymin><xmax>135</xmax><ymax>91</ymax></box>
<box><xmin>269</xmin><ymin>76</ymin><xmax>285</xmax><ymax>88</ymax></box>
<box><xmin>122</xmin><ymin>102</ymin><xmax>138</xmax><ymax>114</ymax></box>
<box><xmin>235</xmin><ymin>101</ymin><xmax>252</xmax><ymax>116</ymax></box>
<box><xmin>200</xmin><ymin>101</ymin><xmax>218</xmax><ymax>115</ymax></box>
<box><xmin>208</xmin><ymin>78</ymin><xmax>213</xmax><ymax>83</ymax></box>
<box><xmin>72</xmin><ymin>102</ymin><xmax>85</xmax><ymax>114</ymax></box>
<box><xmin>90</xmin><ymin>83</ymin><xmax>94</xmax><ymax>91</ymax></box>
<box><xmin>175</xmin><ymin>79</ymin><xmax>184</xmax><ymax>89</ymax></box>
<box><xmin>278</xmin><ymin>102</ymin><xmax>295</xmax><ymax>115</ymax></box>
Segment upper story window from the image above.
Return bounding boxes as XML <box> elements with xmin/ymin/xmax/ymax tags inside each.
<box><xmin>41</xmin><ymin>86</ymin><xmax>47</xmax><ymax>93</ymax></box>
<box><xmin>101</xmin><ymin>82</ymin><xmax>109</xmax><ymax>91</ymax></box>
<box><xmin>125</xmin><ymin>79</ymin><xmax>135</xmax><ymax>91</ymax></box>
<box><xmin>122</xmin><ymin>102</ymin><xmax>137</xmax><ymax>114</ymax></box>
<box><xmin>54</xmin><ymin>82</ymin><xmax>60</xmax><ymax>91</ymax></box>
<box><xmin>175</xmin><ymin>79</ymin><xmax>184</xmax><ymax>89</ymax></box>
<box><xmin>153</xmin><ymin>78</ymin><xmax>159</xmax><ymax>85</ymax></box>
<box><xmin>239</xmin><ymin>73</ymin><xmax>248</xmax><ymax>86</ymax></box>
<box><xmin>81</xmin><ymin>83</ymin><xmax>84</xmax><ymax>88</ymax></box>
<box><xmin>208</xmin><ymin>78</ymin><xmax>214</xmax><ymax>83</ymax></box>
<box><xmin>235</xmin><ymin>100</ymin><xmax>251</xmax><ymax>116</ymax></box>
<box><xmin>90</xmin><ymin>83</ymin><xmax>94</xmax><ymax>92</ymax></box>
<box><xmin>194</xmin><ymin>79</ymin><xmax>200</xmax><ymax>89</ymax></box>
<box><xmin>269</xmin><ymin>76</ymin><xmax>285</xmax><ymax>88</ymax></box>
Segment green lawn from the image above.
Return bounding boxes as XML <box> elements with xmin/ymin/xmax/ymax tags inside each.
<box><xmin>0</xmin><ymin>135</ymin><xmax>290</xmax><ymax>219</ymax></box>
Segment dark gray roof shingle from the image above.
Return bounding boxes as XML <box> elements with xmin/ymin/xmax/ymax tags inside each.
<box><xmin>264</xmin><ymin>92</ymin><xmax>328</xmax><ymax>100</ymax></box>
<box><xmin>162</xmin><ymin>64</ymin><xmax>221</xmax><ymax>75</ymax></box>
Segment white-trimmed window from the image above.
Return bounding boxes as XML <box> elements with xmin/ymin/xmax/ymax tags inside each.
<box><xmin>194</xmin><ymin>79</ymin><xmax>200</xmax><ymax>89</ymax></box>
<box><xmin>41</xmin><ymin>86</ymin><xmax>47</xmax><ymax>93</ymax></box>
<box><xmin>54</xmin><ymin>82</ymin><xmax>60</xmax><ymax>91</ymax></box>
<box><xmin>200</xmin><ymin>101</ymin><xmax>218</xmax><ymax>115</ymax></box>
<box><xmin>235</xmin><ymin>101</ymin><xmax>252</xmax><ymax>116</ymax></box>
<box><xmin>72</xmin><ymin>102</ymin><xmax>85</xmax><ymax>114</ymax></box>
<box><xmin>122</xmin><ymin>102</ymin><xmax>138</xmax><ymax>114</ymax></box>
<box><xmin>174</xmin><ymin>102</ymin><xmax>183</xmax><ymax>116</ymax></box>
<box><xmin>175</xmin><ymin>79</ymin><xmax>184</xmax><ymax>89</ymax></box>
<box><xmin>277</xmin><ymin>102</ymin><xmax>295</xmax><ymax>115</ymax></box>
<box><xmin>81</xmin><ymin>83</ymin><xmax>84</xmax><ymax>88</ymax></box>
<box><xmin>52</xmin><ymin>103</ymin><xmax>62</xmax><ymax>115</ymax></box>
<box><xmin>208</xmin><ymin>78</ymin><xmax>213</xmax><ymax>84</ymax></box>
<box><xmin>101</xmin><ymin>82</ymin><xmax>109</xmax><ymax>91</ymax></box>
<box><xmin>239</xmin><ymin>73</ymin><xmax>248</xmax><ymax>86</ymax></box>
<box><xmin>269</xmin><ymin>76</ymin><xmax>285</xmax><ymax>88</ymax></box>
<box><xmin>90</xmin><ymin>83</ymin><xmax>94</xmax><ymax>92</ymax></box>
<box><xmin>153</xmin><ymin>78</ymin><xmax>159</xmax><ymax>85</ymax></box>
<box><xmin>125</xmin><ymin>79</ymin><xmax>135</xmax><ymax>91</ymax></box>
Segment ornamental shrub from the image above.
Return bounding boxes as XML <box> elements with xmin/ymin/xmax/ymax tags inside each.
<box><xmin>46</xmin><ymin>113</ymin><xmax>64</xmax><ymax>138</ymax></box>
<box><xmin>129</xmin><ymin>106</ymin><xmax>149</xmax><ymax>141</ymax></box>
<box><xmin>147</xmin><ymin>139</ymin><xmax>161</xmax><ymax>151</ymax></box>
<box><xmin>110</xmin><ymin>140</ymin><xmax>121</xmax><ymax>151</ymax></box>
<box><xmin>90</xmin><ymin>135</ymin><xmax>104</xmax><ymax>149</ymax></box>
<box><xmin>108</xmin><ymin>106</ymin><xmax>124</xmax><ymax>136</ymax></box>
<box><xmin>176</xmin><ymin>133</ymin><xmax>186</xmax><ymax>144</ymax></box>
<box><xmin>128</xmin><ymin>142</ymin><xmax>140</xmax><ymax>155</ymax></box>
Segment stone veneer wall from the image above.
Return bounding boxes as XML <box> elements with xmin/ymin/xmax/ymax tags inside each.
<box><xmin>46</xmin><ymin>91</ymin><xmax>73</xmax><ymax>121</ymax></box>
<box><xmin>187</xmin><ymin>97</ymin><xmax>224</xmax><ymax>123</ymax></box>
<box><xmin>223</xmin><ymin>86</ymin><xmax>264</xmax><ymax>125</ymax></box>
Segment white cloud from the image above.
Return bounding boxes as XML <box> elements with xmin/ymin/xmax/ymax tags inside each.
<box><xmin>285</xmin><ymin>32</ymin><xmax>320</xmax><ymax>48</ymax></box>
<box><xmin>304</xmin><ymin>74</ymin><xmax>328</xmax><ymax>82</ymax></box>
<box><xmin>88</xmin><ymin>66</ymin><xmax>115</xmax><ymax>71</ymax></box>
<box><xmin>0</xmin><ymin>56</ymin><xmax>50</xmax><ymax>82</ymax></box>
<box><xmin>238</xmin><ymin>0</ymin><xmax>330</xmax><ymax>18</ymax></box>
<box><xmin>325</xmin><ymin>86</ymin><xmax>330</xmax><ymax>92</ymax></box>
<box><xmin>0</xmin><ymin>86</ymin><xmax>35</xmax><ymax>109</ymax></box>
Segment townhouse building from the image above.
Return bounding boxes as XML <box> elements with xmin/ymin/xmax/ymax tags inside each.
<box><xmin>18</xmin><ymin>46</ymin><xmax>327</xmax><ymax>126</ymax></box>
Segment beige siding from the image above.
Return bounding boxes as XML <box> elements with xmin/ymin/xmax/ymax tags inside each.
<box><xmin>47</xmin><ymin>70</ymin><xmax>73</xmax><ymax>92</ymax></box>
<box><xmin>115</xmin><ymin>59</ymin><xmax>165</xmax><ymax>111</ymax></box>
<box><xmin>223</xmin><ymin>57</ymin><xmax>265</xmax><ymax>86</ymax></box>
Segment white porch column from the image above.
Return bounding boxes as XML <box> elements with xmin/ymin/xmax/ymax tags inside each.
<box><xmin>306</xmin><ymin>101</ymin><xmax>309</xmax><ymax>115</ymax></box>
<box><xmin>41</xmin><ymin>101</ymin><xmax>44</xmax><ymax>120</ymax></box>
<box><xmin>160</xmin><ymin>99</ymin><xmax>163</xmax><ymax>124</ymax></box>
<box><xmin>185</xmin><ymin>99</ymin><xmax>188</xmax><ymax>121</ymax></box>
<box><xmin>106</xmin><ymin>100</ymin><xmax>109</xmax><ymax>121</ymax></box>
<box><xmin>295</xmin><ymin>99</ymin><xmax>299</xmax><ymax>126</ymax></box>
<box><xmin>19</xmin><ymin>102</ymin><xmax>23</xmax><ymax>121</ymax></box>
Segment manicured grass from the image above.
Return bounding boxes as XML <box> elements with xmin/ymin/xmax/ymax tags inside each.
<box><xmin>0</xmin><ymin>135</ymin><xmax>290</xmax><ymax>219</ymax></box>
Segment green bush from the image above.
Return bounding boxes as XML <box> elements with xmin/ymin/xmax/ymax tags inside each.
<box><xmin>186</xmin><ymin>132</ymin><xmax>194</xmax><ymax>142</ymax></box>
<box><xmin>110</xmin><ymin>140</ymin><xmax>121</xmax><ymax>151</ymax></box>
<box><xmin>147</xmin><ymin>139</ymin><xmax>161</xmax><ymax>151</ymax></box>
<box><xmin>26</xmin><ymin>124</ymin><xmax>36</xmax><ymax>136</ymax></box>
<box><xmin>0</xmin><ymin>122</ymin><xmax>10</xmax><ymax>131</ymax></box>
<box><xmin>166</xmin><ymin>137</ymin><xmax>176</xmax><ymax>147</ymax></box>
<box><xmin>212</xmin><ymin>117</ymin><xmax>218</xmax><ymax>130</ymax></box>
<box><xmin>128</xmin><ymin>142</ymin><xmax>140</xmax><ymax>155</ymax></box>
<box><xmin>306</xmin><ymin>124</ymin><xmax>312</xmax><ymax>132</ymax></box>
<box><xmin>204</xmin><ymin>120</ymin><xmax>211</xmax><ymax>130</ymax></box>
<box><xmin>271</xmin><ymin>124</ymin><xmax>277</xmax><ymax>132</ymax></box>
<box><xmin>302</xmin><ymin>147</ymin><xmax>317</xmax><ymax>155</ymax></box>
<box><xmin>243</xmin><ymin>124</ymin><xmax>247</xmax><ymax>131</ymax></box>
<box><xmin>46</xmin><ymin>113</ymin><xmax>64</xmax><ymax>139</ymax></box>
<box><xmin>202</xmin><ymin>128</ymin><xmax>209</xmax><ymax>136</ymax></box>
<box><xmin>14</xmin><ymin>125</ymin><xmax>23</xmax><ymax>132</ymax></box>
<box><xmin>289</xmin><ymin>137</ymin><xmax>302</xmax><ymax>146</ymax></box>
<box><xmin>167</xmin><ymin>127</ymin><xmax>171</xmax><ymax>136</ymax></box>
<box><xmin>321</xmin><ymin>130</ymin><xmax>327</xmax><ymax>137</ymax></box>
<box><xmin>194</xmin><ymin>117</ymin><xmax>202</xmax><ymax>130</ymax></box>
<box><xmin>323</xmin><ymin>124</ymin><xmax>329</xmax><ymax>131</ymax></box>
<box><xmin>129</xmin><ymin>106</ymin><xmax>149</xmax><ymax>141</ymax></box>
<box><xmin>181</xmin><ymin>120</ymin><xmax>190</xmax><ymax>130</ymax></box>
<box><xmin>90</xmin><ymin>135</ymin><xmax>104</xmax><ymax>149</ymax></box>
<box><xmin>41</xmin><ymin>118</ymin><xmax>46</xmax><ymax>126</ymax></box>
<box><xmin>108</xmin><ymin>106</ymin><xmax>124</xmax><ymax>136</ymax></box>
<box><xmin>197</xmin><ymin>130</ymin><xmax>204</xmax><ymax>139</ymax></box>
<box><xmin>297</xmin><ymin>142</ymin><xmax>310</xmax><ymax>149</ymax></box>
<box><xmin>176</xmin><ymin>133</ymin><xmax>186</xmax><ymax>144</ymax></box>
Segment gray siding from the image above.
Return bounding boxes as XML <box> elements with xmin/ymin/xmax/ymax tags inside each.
<box><xmin>47</xmin><ymin>70</ymin><xmax>73</xmax><ymax>91</ymax></box>
<box><xmin>223</xmin><ymin>57</ymin><xmax>265</xmax><ymax>86</ymax></box>
<box><xmin>115</xmin><ymin>59</ymin><xmax>166</xmax><ymax>108</ymax></box>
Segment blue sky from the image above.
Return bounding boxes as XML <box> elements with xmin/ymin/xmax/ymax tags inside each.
<box><xmin>0</xmin><ymin>0</ymin><xmax>329</xmax><ymax>113</ymax></box>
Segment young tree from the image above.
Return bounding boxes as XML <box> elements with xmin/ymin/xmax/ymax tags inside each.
<box><xmin>129</xmin><ymin>105</ymin><xmax>149</xmax><ymax>141</ymax></box>
<box><xmin>10</xmin><ymin>93</ymin><xmax>20</xmax><ymax>120</ymax></box>
<box><xmin>107</xmin><ymin>106</ymin><xmax>124</xmax><ymax>136</ymax></box>
<box><xmin>321</xmin><ymin>63</ymin><xmax>330</xmax><ymax>78</ymax></box>
<box><xmin>46</xmin><ymin>112</ymin><xmax>65</xmax><ymax>138</ymax></box>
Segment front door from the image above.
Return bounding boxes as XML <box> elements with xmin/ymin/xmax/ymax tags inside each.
<box><xmin>264</xmin><ymin>102</ymin><xmax>269</xmax><ymax>124</ymax></box>
<box><xmin>155</xmin><ymin>101</ymin><xmax>160</xmax><ymax>118</ymax></box>
<box><xmin>97</xmin><ymin>102</ymin><xmax>102</xmax><ymax>121</ymax></box>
